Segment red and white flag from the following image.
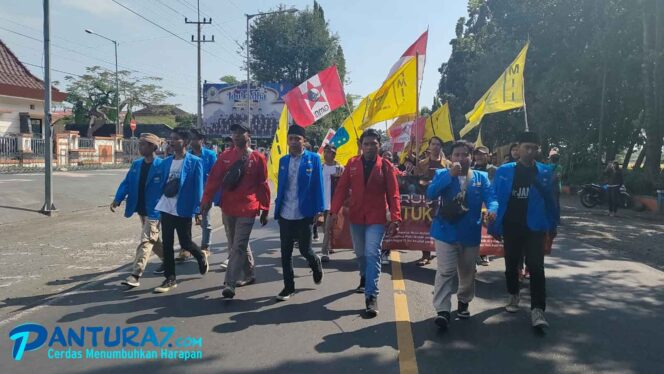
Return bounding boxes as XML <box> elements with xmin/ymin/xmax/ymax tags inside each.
<box><xmin>283</xmin><ymin>65</ymin><xmax>346</xmax><ymax>127</ymax></box>
<box><xmin>389</xmin><ymin>119</ymin><xmax>414</xmax><ymax>153</ymax></box>
<box><xmin>317</xmin><ymin>128</ymin><xmax>337</xmax><ymax>154</ymax></box>
<box><xmin>386</xmin><ymin>30</ymin><xmax>428</xmax><ymax>82</ymax></box>
<box><xmin>389</xmin><ymin>116</ymin><xmax>426</xmax><ymax>153</ymax></box>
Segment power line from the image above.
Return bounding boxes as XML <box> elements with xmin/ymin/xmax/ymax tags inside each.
<box><xmin>152</xmin><ymin>0</ymin><xmax>243</xmax><ymax>62</ymax></box>
<box><xmin>0</xmin><ymin>26</ymin><xmax>198</xmax><ymax>89</ymax></box>
<box><xmin>111</xmin><ymin>0</ymin><xmax>192</xmax><ymax>45</ymax></box>
<box><xmin>20</xmin><ymin>60</ymin><xmax>84</xmax><ymax>78</ymax></box>
<box><xmin>111</xmin><ymin>0</ymin><xmax>240</xmax><ymax>66</ymax></box>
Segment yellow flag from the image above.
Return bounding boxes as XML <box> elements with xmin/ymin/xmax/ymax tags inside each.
<box><xmin>420</xmin><ymin>102</ymin><xmax>455</xmax><ymax>154</ymax></box>
<box><xmin>332</xmin><ymin>92</ymin><xmax>375</xmax><ymax>166</ymax></box>
<box><xmin>459</xmin><ymin>42</ymin><xmax>529</xmax><ymax>137</ymax></box>
<box><xmin>475</xmin><ymin>125</ymin><xmax>485</xmax><ymax>148</ymax></box>
<box><xmin>267</xmin><ymin>105</ymin><xmax>289</xmax><ymax>190</ymax></box>
<box><xmin>362</xmin><ymin>57</ymin><xmax>418</xmax><ymax>128</ymax></box>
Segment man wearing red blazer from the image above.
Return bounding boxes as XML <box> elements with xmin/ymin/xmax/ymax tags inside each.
<box><xmin>329</xmin><ymin>129</ymin><xmax>401</xmax><ymax>318</ymax></box>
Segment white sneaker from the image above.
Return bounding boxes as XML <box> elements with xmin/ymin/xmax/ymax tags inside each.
<box><xmin>505</xmin><ymin>294</ymin><xmax>520</xmax><ymax>313</ymax></box>
<box><xmin>220</xmin><ymin>258</ymin><xmax>229</xmax><ymax>271</ymax></box>
<box><xmin>531</xmin><ymin>308</ymin><xmax>549</xmax><ymax>328</ymax></box>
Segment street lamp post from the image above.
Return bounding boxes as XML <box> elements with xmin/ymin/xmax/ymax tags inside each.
<box><xmin>85</xmin><ymin>29</ymin><xmax>120</xmax><ymax>137</ymax></box>
<box><xmin>245</xmin><ymin>8</ymin><xmax>297</xmax><ymax>133</ymax></box>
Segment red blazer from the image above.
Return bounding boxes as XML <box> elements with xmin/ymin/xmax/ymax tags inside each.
<box><xmin>331</xmin><ymin>155</ymin><xmax>401</xmax><ymax>225</ymax></box>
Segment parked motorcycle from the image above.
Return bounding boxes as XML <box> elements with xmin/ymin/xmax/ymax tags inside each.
<box><xmin>578</xmin><ymin>184</ymin><xmax>632</xmax><ymax>209</ymax></box>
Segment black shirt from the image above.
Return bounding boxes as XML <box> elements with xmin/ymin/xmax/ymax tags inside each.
<box><xmin>504</xmin><ymin>163</ymin><xmax>537</xmax><ymax>228</ymax></box>
<box><xmin>362</xmin><ymin>157</ymin><xmax>376</xmax><ymax>185</ymax></box>
<box><xmin>473</xmin><ymin>163</ymin><xmax>487</xmax><ymax>172</ymax></box>
<box><xmin>136</xmin><ymin>160</ymin><xmax>152</xmax><ymax>216</ymax></box>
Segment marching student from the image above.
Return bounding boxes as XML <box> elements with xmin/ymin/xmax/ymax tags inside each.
<box><xmin>111</xmin><ymin>133</ymin><xmax>166</xmax><ymax>288</ymax></box>
<box><xmin>273</xmin><ymin>125</ymin><xmax>325</xmax><ymax>301</ymax></box>
<box><xmin>330</xmin><ymin>129</ymin><xmax>401</xmax><ymax>317</ymax></box>
<box><xmin>154</xmin><ymin>129</ymin><xmax>209</xmax><ymax>293</ymax></box>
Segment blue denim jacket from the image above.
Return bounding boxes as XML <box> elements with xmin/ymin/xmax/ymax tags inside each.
<box><xmin>159</xmin><ymin>152</ymin><xmax>204</xmax><ymax>218</ymax></box>
<box><xmin>427</xmin><ymin>169</ymin><xmax>498</xmax><ymax>246</ymax></box>
<box><xmin>274</xmin><ymin>150</ymin><xmax>325</xmax><ymax>219</ymax></box>
<box><xmin>488</xmin><ymin>162</ymin><xmax>559</xmax><ymax>236</ymax></box>
<box><xmin>114</xmin><ymin>157</ymin><xmax>165</xmax><ymax>220</ymax></box>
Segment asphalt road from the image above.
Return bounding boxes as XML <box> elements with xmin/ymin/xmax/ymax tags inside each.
<box><xmin>0</xmin><ymin>169</ymin><xmax>662</xmax><ymax>373</ymax></box>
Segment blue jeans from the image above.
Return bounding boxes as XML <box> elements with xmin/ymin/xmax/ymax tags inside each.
<box><xmin>350</xmin><ymin>224</ymin><xmax>385</xmax><ymax>297</ymax></box>
<box><xmin>200</xmin><ymin>209</ymin><xmax>212</xmax><ymax>248</ymax></box>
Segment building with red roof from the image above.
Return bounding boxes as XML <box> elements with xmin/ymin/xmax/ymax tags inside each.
<box><xmin>0</xmin><ymin>39</ymin><xmax>67</xmax><ymax>137</ymax></box>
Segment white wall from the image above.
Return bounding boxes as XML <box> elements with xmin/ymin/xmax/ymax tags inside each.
<box><xmin>0</xmin><ymin>95</ymin><xmax>46</xmax><ymax>136</ymax></box>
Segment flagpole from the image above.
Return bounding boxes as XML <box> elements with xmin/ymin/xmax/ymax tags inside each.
<box><xmin>414</xmin><ymin>52</ymin><xmax>421</xmax><ymax>159</ymax></box>
<box><xmin>522</xmin><ymin>39</ymin><xmax>530</xmax><ymax>132</ymax></box>
<box><xmin>522</xmin><ymin>77</ymin><xmax>529</xmax><ymax>131</ymax></box>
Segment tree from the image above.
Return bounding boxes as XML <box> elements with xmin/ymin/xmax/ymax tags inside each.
<box><xmin>64</xmin><ymin>66</ymin><xmax>173</xmax><ymax>137</ymax></box>
<box><xmin>248</xmin><ymin>1</ymin><xmax>347</xmax><ymax>144</ymax></box>
<box><xmin>436</xmin><ymin>0</ymin><xmax>659</xmax><ymax>187</ymax></box>
<box><xmin>220</xmin><ymin>75</ymin><xmax>239</xmax><ymax>85</ymax></box>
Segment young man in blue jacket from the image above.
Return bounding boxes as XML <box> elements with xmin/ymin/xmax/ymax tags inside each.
<box><xmin>174</xmin><ymin>128</ymin><xmax>218</xmax><ymax>261</ymax></box>
<box><xmin>426</xmin><ymin>140</ymin><xmax>497</xmax><ymax>329</ymax></box>
<box><xmin>154</xmin><ymin>129</ymin><xmax>209</xmax><ymax>293</ymax></box>
<box><xmin>273</xmin><ymin>125</ymin><xmax>325</xmax><ymax>301</ymax></box>
<box><xmin>489</xmin><ymin>131</ymin><xmax>559</xmax><ymax>328</ymax></box>
<box><xmin>111</xmin><ymin>133</ymin><xmax>166</xmax><ymax>288</ymax></box>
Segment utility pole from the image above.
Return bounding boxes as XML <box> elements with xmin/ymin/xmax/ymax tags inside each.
<box><xmin>185</xmin><ymin>0</ymin><xmax>214</xmax><ymax>129</ymax></box>
<box><xmin>41</xmin><ymin>0</ymin><xmax>55</xmax><ymax>216</ymax></box>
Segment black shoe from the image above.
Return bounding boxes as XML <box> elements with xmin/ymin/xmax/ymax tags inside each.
<box><xmin>154</xmin><ymin>279</ymin><xmax>177</xmax><ymax>293</ymax></box>
<box><xmin>312</xmin><ymin>256</ymin><xmax>323</xmax><ymax>284</ymax></box>
<box><xmin>152</xmin><ymin>263</ymin><xmax>165</xmax><ymax>274</ymax></box>
<box><xmin>434</xmin><ymin>311</ymin><xmax>451</xmax><ymax>329</ymax></box>
<box><xmin>457</xmin><ymin>301</ymin><xmax>470</xmax><ymax>319</ymax></box>
<box><xmin>197</xmin><ymin>254</ymin><xmax>209</xmax><ymax>275</ymax></box>
<box><xmin>365</xmin><ymin>296</ymin><xmax>378</xmax><ymax>318</ymax></box>
<box><xmin>355</xmin><ymin>277</ymin><xmax>366</xmax><ymax>294</ymax></box>
<box><xmin>276</xmin><ymin>288</ymin><xmax>295</xmax><ymax>301</ymax></box>
<box><xmin>221</xmin><ymin>286</ymin><xmax>235</xmax><ymax>299</ymax></box>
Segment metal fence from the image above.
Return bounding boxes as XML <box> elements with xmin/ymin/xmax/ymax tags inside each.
<box><xmin>122</xmin><ymin>138</ymin><xmax>140</xmax><ymax>162</ymax></box>
<box><xmin>79</xmin><ymin>137</ymin><xmax>95</xmax><ymax>149</ymax></box>
<box><xmin>30</xmin><ymin>138</ymin><xmax>45</xmax><ymax>156</ymax></box>
<box><xmin>0</xmin><ymin>136</ymin><xmax>19</xmax><ymax>158</ymax></box>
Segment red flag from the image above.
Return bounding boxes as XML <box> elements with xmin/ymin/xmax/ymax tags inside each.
<box><xmin>283</xmin><ymin>65</ymin><xmax>346</xmax><ymax>127</ymax></box>
<box><xmin>387</xmin><ymin>30</ymin><xmax>428</xmax><ymax>81</ymax></box>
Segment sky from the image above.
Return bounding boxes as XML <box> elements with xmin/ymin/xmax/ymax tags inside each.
<box><xmin>0</xmin><ymin>0</ymin><xmax>468</xmax><ymax>114</ymax></box>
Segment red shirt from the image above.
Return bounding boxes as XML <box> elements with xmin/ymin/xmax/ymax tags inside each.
<box><xmin>331</xmin><ymin>156</ymin><xmax>401</xmax><ymax>225</ymax></box>
<box><xmin>202</xmin><ymin>148</ymin><xmax>270</xmax><ymax>217</ymax></box>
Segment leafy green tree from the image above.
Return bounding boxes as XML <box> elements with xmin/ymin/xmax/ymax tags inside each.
<box><xmin>248</xmin><ymin>1</ymin><xmax>347</xmax><ymax>145</ymax></box>
<box><xmin>64</xmin><ymin>66</ymin><xmax>173</xmax><ymax>137</ymax></box>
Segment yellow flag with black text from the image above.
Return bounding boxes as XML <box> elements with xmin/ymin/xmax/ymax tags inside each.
<box><xmin>362</xmin><ymin>57</ymin><xmax>418</xmax><ymax>128</ymax></box>
<box><xmin>420</xmin><ymin>102</ymin><xmax>455</xmax><ymax>154</ymax></box>
<box><xmin>267</xmin><ymin>105</ymin><xmax>289</xmax><ymax>190</ymax></box>
<box><xmin>460</xmin><ymin>42</ymin><xmax>529</xmax><ymax>137</ymax></box>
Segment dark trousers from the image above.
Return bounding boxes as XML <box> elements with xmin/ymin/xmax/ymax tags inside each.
<box><xmin>278</xmin><ymin>217</ymin><xmax>319</xmax><ymax>292</ymax></box>
<box><xmin>161</xmin><ymin>212</ymin><xmax>203</xmax><ymax>280</ymax></box>
<box><xmin>607</xmin><ymin>186</ymin><xmax>620</xmax><ymax>213</ymax></box>
<box><xmin>503</xmin><ymin>225</ymin><xmax>546</xmax><ymax>310</ymax></box>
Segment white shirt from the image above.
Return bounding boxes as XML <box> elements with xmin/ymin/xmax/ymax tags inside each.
<box><xmin>155</xmin><ymin>158</ymin><xmax>184</xmax><ymax>217</ymax></box>
<box><xmin>322</xmin><ymin>164</ymin><xmax>340</xmax><ymax>210</ymax></box>
<box><xmin>280</xmin><ymin>153</ymin><xmax>304</xmax><ymax>220</ymax></box>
